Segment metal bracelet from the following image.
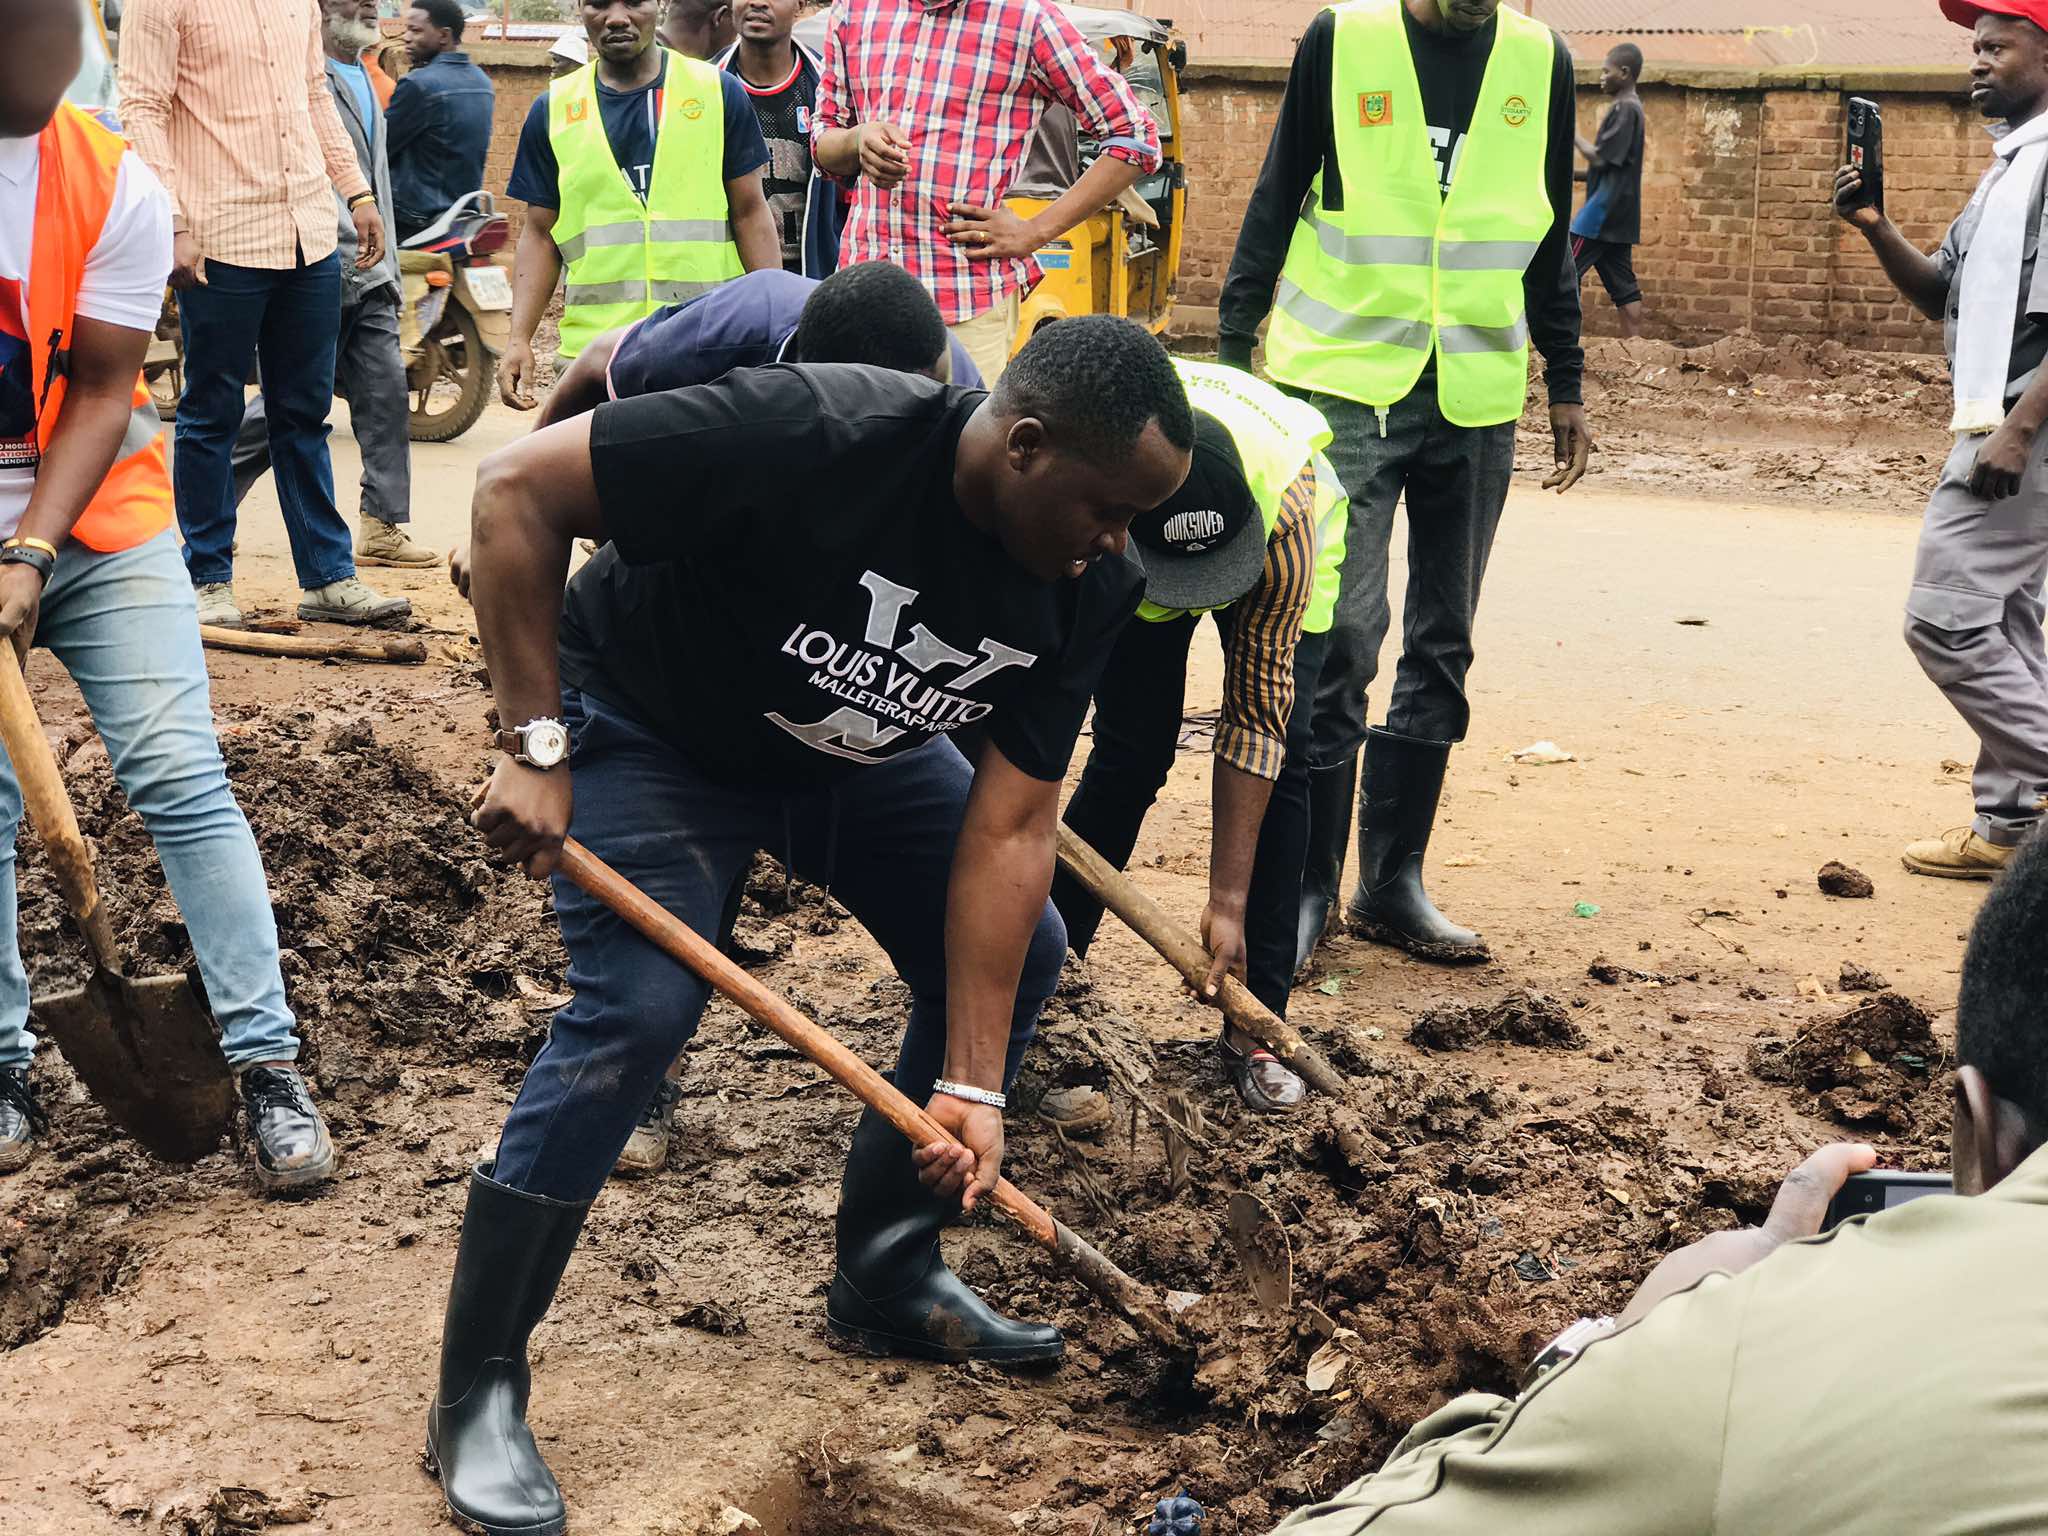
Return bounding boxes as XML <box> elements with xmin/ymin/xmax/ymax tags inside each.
<box><xmin>931</xmin><ymin>1078</ymin><xmax>1007</xmax><ymax>1111</ymax></box>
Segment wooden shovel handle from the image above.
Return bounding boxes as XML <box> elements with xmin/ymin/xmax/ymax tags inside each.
<box><xmin>557</xmin><ymin>838</ymin><xmax>1054</xmax><ymax>1238</ymax></box>
<box><xmin>199</xmin><ymin>625</ymin><xmax>428</xmax><ymax>664</ymax></box>
<box><xmin>555</xmin><ymin>838</ymin><xmax>1188</xmax><ymax>1349</ymax></box>
<box><xmin>0</xmin><ymin>645</ymin><xmax>120</xmax><ymax>972</ymax></box>
<box><xmin>1054</xmin><ymin>822</ymin><xmax>1348</xmax><ymax>1098</ymax></box>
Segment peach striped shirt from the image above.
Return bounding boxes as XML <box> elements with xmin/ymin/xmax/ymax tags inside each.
<box><xmin>119</xmin><ymin>0</ymin><xmax>370</xmax><ymax>269</ymax></box>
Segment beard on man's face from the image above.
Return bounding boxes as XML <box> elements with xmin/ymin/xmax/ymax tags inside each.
<box><xmin>326</xmin><ymin>16</ymin><xmax>379</xmax><ymax>53</ymax></box>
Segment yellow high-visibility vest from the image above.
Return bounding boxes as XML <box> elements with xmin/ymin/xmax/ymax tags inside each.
<box><xmin>547</xmin><ymin>51</ymin><xmax>743</xmax><ymax>358</ymax></box>
<box><xmin>1265</xmin><ymin>0</ymin><xmax>1554</xmax><ymax>426</ymax></box>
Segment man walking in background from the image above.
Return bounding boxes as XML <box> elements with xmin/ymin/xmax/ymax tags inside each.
<box><xmin>1573</xmin><ymin>41</ymin><xmax>1647</xmax><ymax>338</ymax></box>
<box><xmin>715</xmin><ymin>0</ymin><xmax>844</xmax><ymax>276</ymax></box>
<box><xmin>121</xmin><ymin>0</ymin><xmax>410</xmax><ymax>628</ymax></box>
<box><xmin>231</xmin><ymin>0</ymin><xmax>438</xmax><ymax>571</ymax></box>
<box><xmin>811</xmin><ymin>0</ymin><xmax>1162</xmax><ymax>384</ymax></box>
<box><xmin>385</xmin><ymin>0</ymin><xmax>495</xmax><ymax>242</ymax></box>
<box><xmin>1222</xmin><ymin>0</ymin><xmax>1592</xmax><ymax>971</ymax></box>
<box><xmin>497</xmin><ymin>0</ymin><xmax>779</xmax><ymax>409</ymax></box>
<box><xmin>1836</xmin><ymin>0</ymin><xmax>2048</xmax><ymax>879</ymax></box>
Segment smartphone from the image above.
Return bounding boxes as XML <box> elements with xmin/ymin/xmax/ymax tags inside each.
<box><xmin>1843</xmin><ymin>97</ymin><xmax>1884</xmax><ymax>215</ymax></box>
<box><xmin>1824</xmin><ymin>1169</ymin><xmax>1949</xmax><ymax>1229</ymax></box>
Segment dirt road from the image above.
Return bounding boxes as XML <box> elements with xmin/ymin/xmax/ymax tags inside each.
<box><xmin>0</xmin><ymin>383</ymin><xmax>1985</xmax><ymax>1535</ymax></box>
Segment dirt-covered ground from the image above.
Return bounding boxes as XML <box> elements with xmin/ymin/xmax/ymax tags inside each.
<box><xmin>0</xmin><ymin>341</ymin><xmax>1994</xmax><ymax>1534</ymax></box>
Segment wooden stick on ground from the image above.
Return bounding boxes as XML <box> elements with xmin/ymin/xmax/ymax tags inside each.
<box><xmin>556</xmin><ymin>837</ymin><xmax>1192</xmax><ymax>1352</ymax></box>
<box><xmin>199</xmin><ymin>625</ymin><xmax>427</xmax><ymax>664</ymax></box>
<box><xmin>1054</xmin><ymin>823</ymin><xmax>1349</xmax><ymax>1099</ymax></box>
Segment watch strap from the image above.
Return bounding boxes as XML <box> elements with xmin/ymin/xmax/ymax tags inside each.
<box><xmin>0</xmin><ymin>543</ymin><xmax>56</xmax><ymax>585</ymax></box>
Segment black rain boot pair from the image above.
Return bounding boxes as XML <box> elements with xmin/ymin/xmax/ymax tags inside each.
<box><xmin>426</xmin><ymin>1165</ymin><xmax>591</xmax><ymax>1536</ymax></box>
<box><xmin>1294</xmin><ymin>753</ymin><xmax>1359</xmax><ymax>976</ymax></box>
<box><xmin>1345</xmin><ymin>727</ymin><xmax>1490</xmax><ymax>965</ymax></box>
<box><xmin>826</xmin><ymin>1106</ymin><xmax>1063</xmax><ymax>1364</ymax></box>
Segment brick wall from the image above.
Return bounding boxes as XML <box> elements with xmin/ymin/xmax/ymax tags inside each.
<box><xmin>1174</xmin><ymin>62</ymin><xmax>1979</xmax><ymax>355</ymax></box>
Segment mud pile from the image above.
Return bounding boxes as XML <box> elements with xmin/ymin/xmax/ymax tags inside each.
<box><xmin>1747</xmin><ymin>993</ymin><xmax>1947</xmax><ymax>1136</ymax></box>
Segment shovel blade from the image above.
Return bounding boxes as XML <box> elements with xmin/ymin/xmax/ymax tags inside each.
<box><xmin>35</xmin><ymin>968</ymin><xmax>235</xmax><ymax>1163</ymax></box>
<box><xmin>1227</xmin><ymin>1191</ymin><xmax>1294</xmax><ymax>1317</ymax></box>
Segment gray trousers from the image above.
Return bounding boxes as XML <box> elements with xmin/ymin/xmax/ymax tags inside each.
<box><xmin>1904</xmin><ymin>431</ymin><xmax>2048</xmax><ymax>845</ymax></box>
<box><xmin>1304</xmin><ymin>387</ymin><xmax>1518</xmax><ymax>766</ymax></box>
<box><xmin>232</xmin><ymin>289</ymin><xmax>412</xmax><ymax>523</ymax></box>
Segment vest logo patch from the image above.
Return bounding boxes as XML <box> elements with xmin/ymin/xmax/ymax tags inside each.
<box><xmin>1501</xmin><ymin>94</ymin><xmax>1531</xmax><ymax>127</ymax></box>
<box><xmin>1357</xmin><ymin>91</ymin><xmax>1391</xmax><ymax>127</ymax></box>
<box><xmin>566</xmin><ymin>97</ymin><xmax>589</xmax><ymax>124</ymax></box>
<box><xmin>679</xmin><ymin>96</ymin><xmax>704</xmax><ymax>121</ymax></box>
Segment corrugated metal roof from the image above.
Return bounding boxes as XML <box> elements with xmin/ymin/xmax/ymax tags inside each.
<box><xmin>1156</xmin><ymin>0</ymin><xmax>1968</xmax><ymax>67</ymax></box>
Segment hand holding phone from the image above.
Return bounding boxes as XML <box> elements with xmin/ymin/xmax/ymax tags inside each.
<box><xmin>1823</xmin><ymin>1169</ymin><xmax>1950</xmax><ymax>1230</ymax></box>
<box><xmin>1837</xmin><ymin>97</ymin><xmax>1885</xmax><ymax>220</ymax></box>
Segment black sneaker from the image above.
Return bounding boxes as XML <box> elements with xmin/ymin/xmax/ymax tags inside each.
<box><xmin>238</xmin><ymin>1065</ymin><xmax>337</xmax><ymax>1193</ymax></box>
<box><xmin>0</xmin><ymin>1065</ymin><xmax>43</xmax><ymax>1173</ymax></box>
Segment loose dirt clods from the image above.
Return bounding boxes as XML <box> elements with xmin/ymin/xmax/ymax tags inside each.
<box><xmin>1817</xmin><ymin>862</ymin><xmax>1876</xmax><ymax>899</ymax></box>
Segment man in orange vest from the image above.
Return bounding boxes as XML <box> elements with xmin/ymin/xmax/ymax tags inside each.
<box><xmin>0</xmin><ymin>75</ymin><xmax>338</xmax><ymax>1193</ymax></box>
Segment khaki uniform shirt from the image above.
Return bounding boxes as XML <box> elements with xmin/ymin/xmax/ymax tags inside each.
<box><xmin>1277</xmin><ymin>1144</ymin><xmax>2048</xmax><ymax>1535</ymax></box>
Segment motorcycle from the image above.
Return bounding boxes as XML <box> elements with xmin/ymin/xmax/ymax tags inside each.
<box><xmin>399</xmin><ymin>191</ymin><xmax>514</xmax><ymax>443</ymax></box>
<box><xmin>141</xmin><ymin>191</ymin><xmax>514</xmax><ymax>446</ymax></box>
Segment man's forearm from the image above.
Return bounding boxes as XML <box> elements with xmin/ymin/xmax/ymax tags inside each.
<box><xmin>509</xmin><ymin>223</ymin><xmax>563</xmax><ymax>348</ymax></box>
<box><xmin>2003</xmin><ymin>357</ymin><xmax>2048</xmax><ymax>436</ymax></box>
<box><xmin>942</xmin><ymin>812</ymin><xmax>1053</xmax><ymax>1092</ymax></box>
<box><xmin>813</xmin><ymin>126</ymin><xmax>861</xmax><ymax>179</ymax></box>
<box><xmin>1209</xmin><ymin>759</ymin><xmax>1274</xmax><ymax>916</ymax></box>
<box><xmin>733</xmin><ymin>190</ymin><xmax>782</xmax><ymax>273</ymax></box>
<box><xmin>534</xmin><ymin>334</ymin><xmax>618</xmax><ymax>429</ymax></box>
<box><xmin>1024</xmin><ymin>154</ymin><xmax>1142</xmax><ymax>248</ymax></box>
<box><xmin>470</xmin><ymin>453</ymin><xmax>576</xmax><ymax>732</ymax></box>
<box><xmin>1861</xmin><ymin>219</ymin><xmax>1947</xmax><ymax>320</ymax></box>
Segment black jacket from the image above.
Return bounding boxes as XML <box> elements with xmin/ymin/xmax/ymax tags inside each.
<box><xmin>1218</xmin><ymin>7</ymin><xmax>1583</xmax><ymax>407</ymax></box>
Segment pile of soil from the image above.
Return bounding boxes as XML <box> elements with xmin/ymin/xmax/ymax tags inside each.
<box><xmin>1406</xmin><ymin>989</ymin><xmax>1585</xmax><ymax>1053</ymax></box>
<box><xmin>1515</xmin><ymin>333</ymin><xmax>1953</xmax><ymax>507</ymax></box>
<box><xmin>1746</xmin><ymin>994</ymin><xmax>1947</xmax><ymax>1136</ymax></box>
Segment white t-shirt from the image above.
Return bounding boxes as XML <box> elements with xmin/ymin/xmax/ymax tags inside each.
<box><xmin>0</xmin><ymin>134</ymin><xmax>173</xmax><ymax>539</ymax></box>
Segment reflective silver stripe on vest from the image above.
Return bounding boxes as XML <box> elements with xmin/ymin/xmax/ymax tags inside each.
<box><xmin>120</xmin><ymin>401</ymin><xmax>163</xmax><ymax>460</ymax></box>
<box><xmin>566</xmin><ymin>279</ymin><xmax>728</xmax><ymax>308</ymax></box>
<box><xmin>1310</xmin><ymin>219</ymin><xmax>1433</xmax><ymax>267</ymax></box>
<box><xmin>1275</xmin><ymin>281</ymin><xmax>1432</xmax><ymax>351</ymax></box>
<box><xmin>1436</xmin><ymin>239</ymin><xmax>1542</xmax><ymax>272</ymax></box>
<box><xmin>557</xmin><ymin>219</ymin><xmax>734</xmax><ymax>265</ymax></box>
<box><xmin>1438</xmin><ymin>318</ymin><xmax>1530</xmax><ymax>353</ymax></box>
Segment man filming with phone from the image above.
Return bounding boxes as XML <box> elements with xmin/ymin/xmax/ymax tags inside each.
<box><xmin>1266</xmin><ymin>826</ymin><xmax>2048</xmax><ymax>1533</ymax></box>
<box><xmin>1835</xmin><ymin>0</ymin><xmax>2048</xmax><ymax>883</ymax></box>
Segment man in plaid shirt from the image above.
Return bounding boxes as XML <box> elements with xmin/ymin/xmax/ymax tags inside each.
<box><xmin>811</xmin><ymin>0</ymin><xmax>1161</xmax><ymax>383</ymax></box>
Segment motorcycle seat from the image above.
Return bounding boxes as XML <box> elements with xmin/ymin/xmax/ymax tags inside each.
<box><xmin>401</xmin><ymin>190</ymin><xmax>496</xmax><ymax>252</ymax></box>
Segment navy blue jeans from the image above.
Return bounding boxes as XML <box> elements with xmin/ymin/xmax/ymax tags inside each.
<box><xmin>175</xmin><ymin>254</ymin><xmax>356</xmax><ymax>591</ymax></box>
<box><xmin>491</xmin><ymin>689</ymin><xmax>1068</xmax><ymax>1204</ymax></box>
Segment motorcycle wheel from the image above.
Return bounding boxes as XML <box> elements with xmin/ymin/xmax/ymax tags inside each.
<box><xmin>408</xmin><ymin>301</ymin><xmax>491</xmax><ymax>444</ymax></box>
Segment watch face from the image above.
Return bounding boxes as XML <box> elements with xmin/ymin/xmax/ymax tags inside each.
<box><xmin>524</xmin><ymin>720</ymin><xmax>571</xmax><ymax>767</ymax></box>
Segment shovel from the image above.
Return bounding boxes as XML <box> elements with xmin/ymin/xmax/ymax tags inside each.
<box><xmin>557</xmin><ymin>837</ymin><xmax>1202</xmax><ymax>1352</ymax></box>
<box><xmin>0</xmin><ymin>645</ymin><xmax>235</xmax><ymax>1161</ymax></box>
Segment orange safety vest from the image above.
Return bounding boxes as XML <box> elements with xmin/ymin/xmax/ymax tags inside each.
<box><xmin>27</xmin><ymin>104</ymin><xmax>175</xmax><ymax>554</ymax></box>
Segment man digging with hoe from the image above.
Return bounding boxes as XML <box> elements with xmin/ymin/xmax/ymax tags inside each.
<box><xmin>439</xmin><ymin>316</ymin><xmax>1191</xmax><ymax>1536</ymax></box>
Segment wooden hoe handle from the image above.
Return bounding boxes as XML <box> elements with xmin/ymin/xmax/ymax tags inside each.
<box><xmin>1053</xmin><ymin>823</ymin><xmax>1348</xmax><ymax>1098</ymax></box>
<box><xmin>555</xmin><ymin>837</ymin><xmax>1186</xmax><ymax>1349</ymax></box>
<box><xmin>0</xmin><ymin>646</ymin><xmax>120</xmax><ymax>971</ymax></box>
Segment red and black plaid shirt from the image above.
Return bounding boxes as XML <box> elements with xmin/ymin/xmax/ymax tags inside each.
<box><xmin>813</xmin><ymin>0</ymin><xmax>1161</xmax><ymax>324</ymax></box>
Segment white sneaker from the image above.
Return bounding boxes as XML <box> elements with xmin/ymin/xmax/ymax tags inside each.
<box><xmin>194</xmin><ymin>582</ymin><xmax>243</xmax><ymax>628</ymax></box>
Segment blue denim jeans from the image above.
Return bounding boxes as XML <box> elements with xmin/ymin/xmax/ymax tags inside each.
<box><xmin>490</xmin><ymin>688</ymin><xmax>1067</xmax><ymax>1204</ymax></box>
<box><xmin>0</xmin><ymin>530</ymin><xmax>300</xmax><ymax>1069</ymax></box>
<box><xmin>175</xmin><ymin>254</ymin><xmax>356</xmax><ymax>591</ymax></box>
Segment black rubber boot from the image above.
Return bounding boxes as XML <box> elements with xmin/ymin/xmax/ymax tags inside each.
<box><xmin>827</xmin><ymin>1107</ymin><xmax>1064</xmax><ymax>1364</ymax></box>
<box><xmin>1294</xmin><ymin>753</ymin><xmax>1359</xmax><ymax>975</ymax></box>
<box><xmin>425</xmin><ymin>1165</ymin><xmax>591</xmax><ymax>1536</ymax></box>
<box><xmin>1344</xmin><ymin>727</ymin><xmax>1490</xmax><ymax>965</ymax></box>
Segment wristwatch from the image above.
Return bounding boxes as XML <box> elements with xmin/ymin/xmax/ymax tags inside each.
<box><xmin>1522</xmin><ymin>1315</ymin><xmax>1617</xmax><ymax>1391</ymax></box>
<box><xmin>495</xmin><ymin>717</ymin><xmax>570</xmax><ymax>769</ymax></box>
<box><xmin>0</xmin><ymin>537</ymin><xmax>57</xmax><ymax>586</ymax></box>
